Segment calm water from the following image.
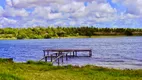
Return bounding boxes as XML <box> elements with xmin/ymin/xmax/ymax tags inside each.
<box><xmin>0</xmin><ymin>36</ymin><xmax>142</xmax><ymax>69</ymax></box>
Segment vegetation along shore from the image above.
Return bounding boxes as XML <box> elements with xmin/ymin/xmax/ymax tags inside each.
<box><xmin>0</xmin><ymin>58</ymin><xmax>142</xmax><ymax>80</ymax></box>
<box><xmin>0</xmin><ymin>27</ymin><xmax>142</xmax><ymax>39</ymax></box>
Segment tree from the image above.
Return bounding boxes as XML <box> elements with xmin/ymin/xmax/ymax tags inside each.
<box><xmin>125</xmin><ymin>30</ymin><xmax>133</xmax><ymax>36</ymax></box>
<box><xmin>57</xmin><ymin>31</ymin><xmax>66</xmax><ymax>37</ymax></box>
<box><xmin>17</xmin><ymin>32</ymin><xmax>27</xmax><ymax>39</ymax></box>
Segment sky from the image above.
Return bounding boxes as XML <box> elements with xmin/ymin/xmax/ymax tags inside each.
<box><xmin>0</xmin><ymin>0</ymin><xmax>142</xmax><ymax>28</ymax></box>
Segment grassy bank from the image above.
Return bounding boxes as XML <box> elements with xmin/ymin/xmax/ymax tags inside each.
<box><xmin>0</xmin><ymin>59</ymin><xmax>142</xmax><ymax>80</ymax></box>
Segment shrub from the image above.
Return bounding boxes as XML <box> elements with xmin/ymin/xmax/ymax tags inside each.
<box><xmin>125</xmin><ymin>30</ymin><xmax>133</xmax><ymax>36</ymax></box>
<box><xmin>26</xmin><ymin>60</ymin><xmax>36</xmax><ymax>64</ymax></box>
<box><xmin>26</xmin><ymin>60</ymin><xmax>53</xmax><ymax>66</ymax></box>
<box><xmin>0</xmin><ymin>58</ymin><xmax>13</xmax><ymax>63</ymax></box>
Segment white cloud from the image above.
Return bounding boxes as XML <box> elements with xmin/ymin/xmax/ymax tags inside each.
<box><xmin>0</xmin><ymin>0</ymin><xmax>140</xmax><ymax>28</ymax></box>
<box><xmin>6</xmin><ymin>0</ymin><xmax>69</xmax><ymax>8</ymax></box>
<box><xmin>4</xmin><ymin>6</ymin><xmax>29</xmax><ymax>17</ymax></box>
<box><xmin>59</xmin><ymin>1</ymin><xmax>85</xmax><ymax>13</ymax></box>
<box><xmin>74</xmin><ymin>0</ymin><xmax>107</xmax><ymax>3</ymax></box>
<box><xmin>0</xmin><ymin>6</ymin><xmax>4</xmax><ymax>16</ymax></box>
<box><xmin>6</xmin><ymin>0</ymin><xmax>13</xmax><ymax>6</ymax></box>
<box><xmin>112</xmin><ymin>0</ymin><xmax>142</xmax><ymax>16</ymax></box>
<box><xmin>0</xmin><ymin>17</ymin><xmax>17</xmax><ymax>27</ymax></box>
<box><xmin>21</xmin><ymin>19</ymin><xmax>48</xmax><ymax>27</ymax></box>
<box><xmin>81</xmin><ymin>1</ymin><xmax>117</xmax><ymax>22</ymax></box>
<box><xmin>32</xmin><ymin>6</ymin><xmax>62</xmax><ymax>20</ymax></box>
<box><xmin>2</xmin><ymin>0</ymin><xmax>117</xmax><ymax>27</ymax></box>
<box><xmin>32</xmin><ymin>6</ymin><xmax>51</xmax><ymax>19</ymax></box>
<box><xmin>87</xmin><ymin>1</ymin><xmax>116</xmax><ymax>14</ymax></box>
<box><xmin>119</xmin><ymin>13</ymin><xmax>139</xmax><ymax>20</ymax></box>
<box><xmin>48</xmin><ymin>13</ymin><xmax>62</xmax><ymax>20</ymax></box>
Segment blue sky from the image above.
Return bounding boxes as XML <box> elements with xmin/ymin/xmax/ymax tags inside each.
<box><xmin>0</xmin><ymin>0</ymin><xmax>142</xmax><ymax>28</ymax></box>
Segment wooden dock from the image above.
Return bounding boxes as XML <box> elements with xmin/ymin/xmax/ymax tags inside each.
<box><xmin>40</xmin><ymin>49</ymin><xmax>92</xmax><ymax>65</ymax></box>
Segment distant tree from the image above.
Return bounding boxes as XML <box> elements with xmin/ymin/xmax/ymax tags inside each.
<box><xmin>44</xmin><ymin>33</ymin><xmax>52</xmax><ymax>39</ymax></box>
<box><xmin>3</xmin><ymin>28</ymin><xmax>15</xmax><ymax>34</ymax></box>
<box><xmin>57</xmin><ymin>30</ymin><xmax>66</xmax><ymax>37</ymax></box>
<box><xmin>125</xmin><ymin>30</ymin><xmax>133</xmax><ymax>36</ymax></box>
<box><xmin>86</xmin><ymin>28</ymin><xmax>94</xmax><ymax>37</ymax></box>
<box><xmin>0</xmin><ymin>29</ymin><xmax>4</xmax><ymax>34</ymax></box>
<box><xmin>0</xmin><ymin>27</ymin><xmax>141</xmax><ymax>39</ymax></box>
<box><xmin>17</xmin><ymin>32</ymin><xmax>27</xmax><ymax>39</ymax></box>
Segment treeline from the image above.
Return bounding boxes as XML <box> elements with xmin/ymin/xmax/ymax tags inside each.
<box><xmin>0</xmin><ymin>27</ymin><xmax>142</xmax><ymax>39</ymax></box>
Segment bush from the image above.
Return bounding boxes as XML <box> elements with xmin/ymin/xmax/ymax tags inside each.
<box><xmin>0</xmin><ymin>58</ymin><xmax>13</xmax><ymax>63</ymax></box>
<box><xmin>44</xmin><ymin>34</ymin><xmax>52</xmax><ymax>39</ymax></box>
<box><xmin>64</xmin><ymin>65</ymin><xmax>73</xmax><ymax>69</ymax></box>
<box><xmin>17</xmin><ymin>33</ymin><xmax>27</xmax><ymax>39</ymax></box>
<box><xmin>26</xmin><ymin>60</ymin><xmax>36</xmax><ymax>64</ymax></box>
<box><xmin>125</xmin><ymin>30</ymin><xmax>133</xmax><ymax>36</ymax></box>
<box><xmin>26</xmin><ymin>60</ymin><xmax>53</xmax><ymax>66</ymax></box>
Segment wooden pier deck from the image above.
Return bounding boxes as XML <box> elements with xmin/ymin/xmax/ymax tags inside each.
<box><xmin>41</xmin><ymin>48</ymin><xmax>92</xmax><ymax>65</ymax></box>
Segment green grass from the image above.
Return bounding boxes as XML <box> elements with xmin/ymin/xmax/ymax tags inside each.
<box><xmin>0</xmin><ymin>59</ymin><xmax>142</xmax><ymax>80</ymax></box>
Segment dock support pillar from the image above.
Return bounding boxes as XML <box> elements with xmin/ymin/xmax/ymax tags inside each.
<box><xmin>66</xmin><ymin>53</ymin><xmax>68</xmax><ymax>60</ymax></box>
<box><xmin>45</xmin><ymin>56</ymin><xmax>47</xmax><ymax>62</ymax></box>
<box><xmin>51</xmin><ymin>54</ymin><xmax>53</xmax><ymax>62</ymax></box>
<box><xmin>58</xmin><ymin>58</ymin><xmax>60</xmax><ymax>66</ymax></box>
<box><xmin>75</xmin><ymin>51</ymin><xmax>77</xmax><ymax>57</ymax></box>
<box><xmin>61</xmin><ymin>52</ymin><xmax>63</xmax><ymax>63</ymax></box>
<box><xmin>62</xmin><ymin>55</ymin><xmax>63</xmax><ymax>63</ymax></box>
<box><xmin>89</xmin><ymin>50</ymin><xmax>92</xmax><ymax>57</ymax></box>
<box><xmin>43</xmin><ymin>50</ymin><xmax>45</xmax><ymax>57</ymax></box>
<box><xmin>69</xmin><ymin>52</ymin><xmax>71</xmax><ymax>58</ymax></box>
<box><xmin>73</xmin><ymin>51</ymin><xmax>75</xmax><ymax>57</ymax></box>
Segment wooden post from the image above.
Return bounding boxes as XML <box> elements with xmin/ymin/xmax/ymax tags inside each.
<box><xmin>43</xmin><ymin>50</ymin><xmax>45</xmax><ymax>57</ymax></box>
<box><xmin>73</xmin><ymin>51</ymin><xmax>75</xmax><ymax>57</ymax></box>
<box><xmin>58</xmin><ymin>57</ymin><xmax>60</xmax><ymax>66</ymax></box>
<box><xmin>45</xmin><ymin>56</ymin><xmax>47</xmax><ymax>62</ymax></box>
<box><xmin>47</xmin><ymin>51</ymin><xmax>49</xmax><ymax>56</ymax></box>
<box><xmin>51</xmin><ymin>54</ymin><xmax>53</xmax><ymax>62</ymax></box>
<box><xmin>43</xmin><ymin>50</ymin><xmax>46</xmax><ymax>62</ymax></box>
<box><xmin>75</xmin><ymin>51</ymin><xmax>77</xmax><ymax>57</ymax></box>
<box><xmin>56</xmin><ymin>52</ymin><xmax>58</xmax><ymax>63</ymax></box>
<box><xmin>66</xmin><ymin>53</ymin><xmax>68</xmax><ymax>60</ymax></box>
<box><xmin>58</xmin><ymin>52</ymin><xmax>60</xmax><ymax>66</ymax></box>
<box><xmin>89</xmin><ymin>50</ymin><xmax>92</xmax><ymax>57</ymax></box>
<box><xmin>62</xmin><ymin>55</ymin><xmax>63</xmax><ymax>63</ymax></box>
<box><xmin>70</xmin><ymin>52</ymin><xmax>71</xmax><ymax>57</ymax></box>
<box><xmin>56</xmin><ymin>53</ymin><xmax>57</xmax><ymax>58</ymax></box>
<box><xmin>61</xmin><ymin>52</ymin><xmax>63</xmax><ymax>63</ymax></box>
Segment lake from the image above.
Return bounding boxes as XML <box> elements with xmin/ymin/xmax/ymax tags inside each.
<box><xmin>0</xmin><ymin>36</ymin><xmax>142</xmax><ymax>69</ymax></box>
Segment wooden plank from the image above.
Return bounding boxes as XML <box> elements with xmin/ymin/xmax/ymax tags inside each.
<box><xmin>44</xmin><ymin>48</ymin><xmax>92</xmax><ymax>52</ymax></box>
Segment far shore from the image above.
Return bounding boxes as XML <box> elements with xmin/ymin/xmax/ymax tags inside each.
<box><xmin>0</xmin><ymin>35</ymin><xmax>141</xmax><ymax>40</ymax></box>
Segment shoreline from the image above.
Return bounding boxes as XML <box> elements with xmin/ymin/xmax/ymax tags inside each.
<box><xmin>0</xmin><ymin>35</ymin><xmax>142</xmax><ymax>40</ymax></box>
<box><xmin>1</xmin><ymin>58</ymin><xmax>142</xmax><ymax>70</ymax></box>
<box><xmin>2</xmin><ymin>58</ymin><xmax>142</xmax><ymax>70</ymax></box>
